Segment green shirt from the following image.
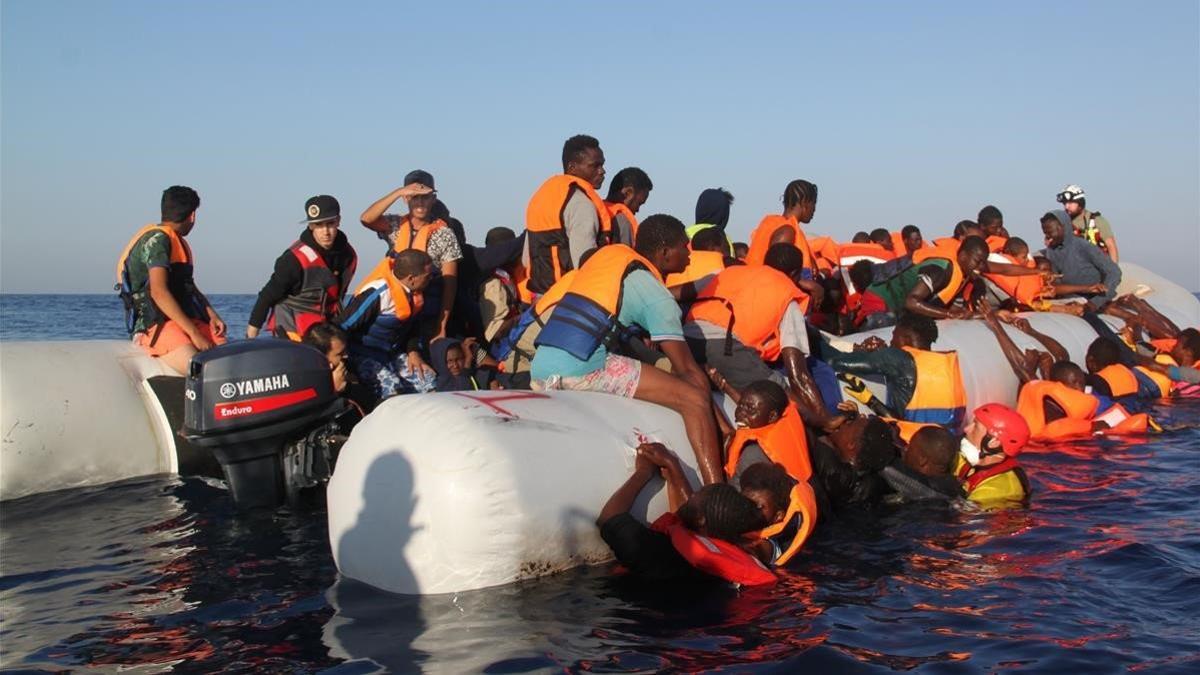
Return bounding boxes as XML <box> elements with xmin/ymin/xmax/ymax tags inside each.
<box><xmin>1071</xmin><ymin>209</ymin><xmax>1115</xmax><ymax>243</ymax></box>
<box><xmin>124</xmin><ymin>231</ymin><xmax>172</xmax><ymax>333</ymax></box>
<box><xmin>867</xmin><ymin>258</ymin><xmax>952</xmax><ymax>314</ymax></box>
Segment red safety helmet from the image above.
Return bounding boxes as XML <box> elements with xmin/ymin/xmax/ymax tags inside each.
<box><xmin>973</xmin><ymin>403</ymin><xmax>1030</xmax><ymax>457</ymax></box>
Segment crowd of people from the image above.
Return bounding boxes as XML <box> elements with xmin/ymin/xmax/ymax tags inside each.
<box><xmin>116</xmin><ymin>134</ymin><xmax>1200</xmax><ymax>586</ymax></box>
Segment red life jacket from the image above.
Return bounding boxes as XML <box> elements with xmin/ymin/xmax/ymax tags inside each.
<box><xmin>650</xmin><ymin>512</ymin><xmax>777</xmax><ymax>586</ymax></box>
<box><xmin>268</xmin><ymin>241</ymin><xmax>357</xmax><ymax>341</ymax></box>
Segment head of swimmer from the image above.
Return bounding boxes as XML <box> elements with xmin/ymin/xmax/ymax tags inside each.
<box><xmin>562</xmin><ymin>134</ymin><xmax>605</xmax><ymax>190</ymax></box>
<box><xmin>635</xmin><ymin>214</ymin><xmax>691</xmax><ymax>275</ymax></box>
<box><xmin>738</xmin><ymin>462</ymin><xmax>796</xmax><ymax>527</ymax></box>
<box><xmin>677</xmin><ymin>483</ymin><xmax>767</xmax><ymax>542</ymax></box>
<box><xmin>827</xmin><ymin>415</ymin><xmax>896</xmax><ymax>474</ymax></box>
<box><xmin>734</xmin><ymin>380</ymin><xmax>788</xmax><ymax>430</ymax></box>
<box><xmin>902</xmin><ymin>426</ymin><xmax>957</xmax><ymax>477</ymax></box>
<box><xmin>890</xmin><ymin>313</ymin><xmax>937</xmax><ymax>351</ymax></box>
<box><xmin>1172</xmin><ymin>328</ymin><xmax>1200</xmax><ymax>367</ymax></box>
<box><xmin>392</xmin><ymin>249</ymin><xmax>435</xmax><ymax>293</ymax></box>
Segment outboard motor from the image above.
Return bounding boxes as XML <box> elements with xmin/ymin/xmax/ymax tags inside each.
<box><xmin>183</xmin><ymin>340</ymin><xmax>348</xmax><ymax>509</ymax></box>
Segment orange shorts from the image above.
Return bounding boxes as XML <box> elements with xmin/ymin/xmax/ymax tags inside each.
<box><xmin>134</xmin><ymin>319</ymin><xmax>227</xmax><ymax>357</ymax></box>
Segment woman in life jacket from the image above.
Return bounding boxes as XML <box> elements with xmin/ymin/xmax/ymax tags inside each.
<box><xmin>596</xmin><ymin>442</ymin><xmax>775</xmax><ymax>586</ymax></box>
<box><xmin>954</xmin><ymin>403</ymin><xmax>1031</xmax><ymax>507</ymax></box>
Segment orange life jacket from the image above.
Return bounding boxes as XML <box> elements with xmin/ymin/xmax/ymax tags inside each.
<box><xmin>350</xmin><ymin>257</ymin><xmax>424</xmax><ymax>355</ymax></box>
<box><xmin>649</xmin><ymin>512</ymin><xmax>777</xmax><ymax>586</ymax></box>
<box><xmin>687</xmin><ymin>265</ymin><xmax>806</xmax><ymax>361</ymax></box>
<box><xmin>745</xmin><ymin>214</ymin><xmax>814</xmax><ymax>274</ymax></box>
<box><xmin>525</xmin><ymin>175</ymin><xmax>613</xmax><ymax>293</ymax></box>
<box><xmin>837</xmin><ymin>242</ymin><xmax>895</xmax><ymax>266</ymax></box>
<box><xmin>267</xmin><ymin>240</ymin><xmax>357</xmax><ymax>341</ymax></box>
<box><xmin>807</xmin><ymin>235</ymin><xmax>840</xmax><ymax>274</ymax></box>
<box><xmin>1149</xmin><ymin>338</ymin><xmax>1178</xmax><ymax>354</ymax></box>
<box><xmin>758</xmin><ymin>480</ymin><xmax>819</xmax><ymax>567</ymax></box>
<box><xmin>724</xmin><ymin>404</ymin><xmax>812</xmax><ymax>482</ymax></box>
<box><xmin>887</xmin><ymin>419</ymin><xmax>936</xmax><ymax>444</ymax></box>
<box><xmin>604</xmin><ymin>201</ymin><xmax>639</xmax><ymax>245</ymax></box>
<box><xmin>901</xmin><ymin>347</ymin><xmax>967</xmax><ymax>427</ymax></box>
<box><xmin>911</xmin><ymin>247</ymin><xmax>967</xmax><ymax>305</ymax></box>
<box><xmin>931</xmin><ymin>236</ymin><xmax>959</xmax><ymax>250</ymax></box>
<box><xmin>1097</xmin><ymin>364</ymin><xmax>1139</xmax><ymax>398</ymax></box>
<box><xmin>665</xmin><ymin>250</ymin><xmax>726</xmax><ymax>289</ymax></box>
<box><xmin>533</xmin><ymin>245</ymin><xmax>660</xmax><ymax>360</ymax></box>
<box><xmin>1016</xmin><ymin>380</ymin><xmax>1099</xmax><ymax>440</ymax></box>
<box><xmin>1135</xmin><ymin>365</ymin><xmax>1173</xmax><ymax>398</ymax></box>
<box><xmin>115</xmin><ymin>224</ymin><xmax>205</xmax><ymax>335</ymax></box>
<box><xmin>984</xmin><ymin>253</ymin><xmax>1043</xmax><ymax>306</ymax></box>
<box><xmin>391</xmin><ymin>216</ymin><xmax>449</xmax><ymax>255</ymax></box>
<box><xmin>985</xmin><ymin>235</ymin><xmax>1008</xmax><ymax>253</ymax></box>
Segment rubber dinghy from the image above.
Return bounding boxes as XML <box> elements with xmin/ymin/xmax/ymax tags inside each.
<box><xmin>327</xmin><ymin>262</ymin><xmax>1199</xmax><ymax>595</ymax></box>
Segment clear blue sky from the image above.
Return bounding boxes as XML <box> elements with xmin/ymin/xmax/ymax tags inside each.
<box><xmin>2</xmin><ymin>1</ymin><xmax>1197</xmax><ymax>293</ymax></box>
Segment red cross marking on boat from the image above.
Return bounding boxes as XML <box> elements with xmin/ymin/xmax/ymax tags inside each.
<box><xmin>452</xmin><ymin>391</ymin><xmax>550</xmax><ymax>418</ymax></box>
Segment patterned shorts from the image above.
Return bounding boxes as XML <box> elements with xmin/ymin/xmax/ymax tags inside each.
<box><xmin>532</xmin><ymin>353</ymin><xmax>642</xmax><ymax>399</ymax></box>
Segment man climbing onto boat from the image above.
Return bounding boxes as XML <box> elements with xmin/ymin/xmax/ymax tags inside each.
<box><xmin>530</xmin><ymin>215</ymin><xmax>726</xmax><ymax>484</ymax></box>
<box><xmin>246</xmin><ymin>195</ymin><xmax>358</xmax><ymax>340</ymax></box>
<box><xmin>116</xmin><ymin>185</ymin><xmax>227</xmax><ymax>375</ymax></box>
<box><xmin>524</xmin><ymin>134</ymin><xmax>610</xmax><ymax>295</ymax></box>
<box><xmin>861</xmin><ymin>235</ymin><xmax>990</xmax><ymax>323</ymax></box>
<box><xmin>1056</xmin><ymin>184</ymin><xmax>1118</xmax><ymax>263</ymax></box>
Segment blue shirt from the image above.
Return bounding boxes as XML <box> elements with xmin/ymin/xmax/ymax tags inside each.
<box><xmin>531</xmin><ymin>270</ymin><xmax>683</xmax><ymax>379</ymax></box>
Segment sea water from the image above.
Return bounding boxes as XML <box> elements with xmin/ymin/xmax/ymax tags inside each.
<box><xmin>2</xmin><ymin>294</ymin><xmax>1199</xmax><ymax>673</ymax></box>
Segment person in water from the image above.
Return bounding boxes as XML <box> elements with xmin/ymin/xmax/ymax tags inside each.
<box><xmin>525</xmin><ymin>134</ymin><xmax>610</xmax><ymax>295</ymax></box>
<box><xmin>1084</xmin><ymin>337</ymin><xmax>1161</xmax><ymax>402</ymax></box>
<box><xmin>247</xmin><ymin>195</ymin><xmax>358</xmax><ymax>340</ymax></box>
<box><xmin>604</xmin><ymin>167</ymin><xmax>653</xmax><ymax>246</ymax></box>
<box><xmin>708</xmin><ymin>378</ymin><xmax>813</xmax><ymax>481</ymax></box>
<box><xmin>954</xmin><ymin>404</ymin><xmax>1031</xmax><ymax>507</ymax></box>
<box><xmin>1057</xmin><ymin>184</ymin><xmax>1118</xmax><ymax>262</ymax></box>
<box><xmin>116</xmin><ymin>185</ymin><xmax>227</xmax><ymax>375</ymax></box>
<box><xmin>826</xmin><ymin>313</ymin><xmax>967</xmax><ymax>428</ymax></box>
<box><xmin>1040</xmin><ymin>212</ymin><xmax>1121</xmax><ymax>311</ymax></box>
<box><xmin>808</xmin><ymin>413</ymin><xmax>898</xmax><ymax>512</ymax></box>
<box><xmin>337</xmin><ymin>249</ymin><xmax>436</xmax><ymax>402</ymax></box>
<box><xmin>597</xmin><ymin>442</ymin><xmax>773</xmax><ymax>584</ymax></box>
<box><xmin>360</xmin><ymin>170</ymin><xmax>461</xmax><ymax>339</ymax></box>
<box><xmin>864</xmin><ymin>235</ymin><xmax>990</xmax><ymax>322</ymax></box>
<box><xmin>531</xmin><ymin>215</ymin><xmax>726</xmax><ymax>484</ymax></box>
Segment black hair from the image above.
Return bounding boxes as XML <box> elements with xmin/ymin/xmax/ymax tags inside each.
<box><xmin>869</xmin><ymin>228</ymin><xmax>892</xmax><ymax>246</ymax></box>
<box><xmin>1003</xmin><ymin>237</ymin><xmax>1029</xmax><ymax>256</ymax></box>
<box><xmin>301</xmin><ymin>322</ymin><xmax>349</xmax><ymax>353</ymax></box>
<box><xmin>858</xmin><ymin>417</ymin><xmax>898</xmax><ymax>474</ymax></box>
<box><xmin>605</xmin><ymin>167</ymin><xmax>653</xmax><ymax>202</ymax></box>
<box><xmin>1050</xmin><ymin>360</ymin><xmax>1086</xmax><ymax>384</ymax></box>
<box><xmin>739</xmin><ymin>462</ymin><xmax>796</xmax><ymax>514</ymax></box>
<box><xmin>782</xmin><ymin>179</ymin><xmax>818</xmax><ymax>209</ymax></box>
<box><xmin>959</xmin><ymin>235</ymin><xmax>989</xmax><ymax>257</ymax></box>
<box><xmin>561</xmin><ymin>134</ymin><xmax>600</xmax><ymax>172</ymax></box>
<box><xmin>896</xmin><ymin>312</ymin><xmax>939</xmax><ymax>348</ymax></box>
<box><xmin>733</xmin><ymin>242</ymin><xmax>749</xmax><ymax>257</ymax></box>
<box><xmin>392</xmin><ymin>249</ymin><xmax>433</xmax><ymax>277</ymax></box>
<box><xmin>1179</xmin><ymin>328</ymin><xmax>1200</xmax><ymax>358</ymax></box>
<box><xmin>1086</xmin><ymin>337</ymin><xmax>1123</xmax><ymax>370</ymax></box>
<box><xmin>743</xmin><ymin>380</ymin><xmax>789</xmax><ymax>415</ymax></box>
<box><xmin>977</xmin><ymin>205</ymin><xmax>1003</xmax><ymax>227</ymax></box>
<box><xmin>909</xmin><ymin>426</ymin><xmax>957</xmax><ymax>475</ymax></box>
<box><xmin>634</xmin><ymin>213</ymin><xmax>688</xmax><ymax>257</ymax></box>
<box><xmin>953</xmin><ymin>220</ymin><xmax>981</xmax><ymax>238</ymax></box>
<box><xmin>691</xmin><ymin>226</ymin><xmax>727</xmax><ymax>252</ymax></box>
<box><xmin>1040</xmin><ymin>212</ymin><xmax>1062</xmax><ymax>227</ymax></box>
<box><xmin>851</xmin><ymin>231</ymin><xmax>871</xmax><ymax>243</ymax></box>
<box><xmin>763</xmin><ymin>242</ymin><xmax>804</xmax><ymax>277</ymax></box>
<box><xmin>901</xmin><ymin>224</ymin><xmax>921</xmax><ymax>239</ymax></box>
<box><xmin>485</xmin><ymin>226</ymin><xmax>517</xmax><ymax>247</ymax></box>
<box><xmin>679</xmin><ymin>484</ymin><xmax>767</xmax><ymax>542</ymax></box>
<box><xmin>849</xmin><ymin>259</ymin><xmax>875</xmax><ymax>292</ymax></box>
<box><xmin>161</xmin><ymin>185</ymin><xmax>200</xmax><ymax>223</ymax></box>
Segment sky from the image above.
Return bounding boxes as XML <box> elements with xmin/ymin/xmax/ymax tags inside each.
<box><xmin>2</xmin><ymin>1</ymin><xmax>1198</xmax><ymax>294</ymax></box>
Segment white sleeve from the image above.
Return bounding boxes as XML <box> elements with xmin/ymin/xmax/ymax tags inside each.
<box><xmin>777</xmin><ymin>301</ymin><xmax>811</xmax><ymax>354</ymax></box>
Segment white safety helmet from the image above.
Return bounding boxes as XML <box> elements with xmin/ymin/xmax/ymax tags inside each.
<box><xmin>1056</xmin><ymin>184</ymin><xmax>1086</xmax><ymax>204</ymax></box>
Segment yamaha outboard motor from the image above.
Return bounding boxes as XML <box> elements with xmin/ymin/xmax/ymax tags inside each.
<box><xmin>183</xmin><ymin>340</ymin><xmax>348</xmax><ymax>509</ymax></box>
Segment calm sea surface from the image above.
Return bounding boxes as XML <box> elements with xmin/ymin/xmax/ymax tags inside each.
<box><xmin>2</xmin><ymin>294</ymin><xmax>1199</xmax><ymax>673</ymax></box>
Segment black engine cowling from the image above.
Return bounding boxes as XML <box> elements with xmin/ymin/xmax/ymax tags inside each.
<box><xmin>182</xmin><ymin>340</ymin><xmax>346</xmax><ymax>509</ymax></box>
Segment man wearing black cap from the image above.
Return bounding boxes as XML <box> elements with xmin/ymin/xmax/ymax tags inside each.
<box><xmin>361</xmin><ymin>171</ymin><xmax>462</xmax><ymax>340</ymax></box>
<box><xmin>247</xmin><ymin>195</ymin><xmax>359</xmax><ymax>339</ymax></box>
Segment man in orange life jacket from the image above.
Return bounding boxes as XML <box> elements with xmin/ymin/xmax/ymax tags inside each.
<box><xmin>247</xmin><ymin>195</ymin><xmax>358</xmax><ymax>340</ymax></box>
<box><xmin>825</xmin><ymin>312</ymin><xmax>967</xmax><ymax>428</ymax></box>
<box><xmin>685</xmin><ymin>243</ymin><xmax>839</xmax><ymax>432</ymax></box>
<box><xmin>360</xmin><ymin>170</ymin><xmax>461</xmax><ymax>340</ymax></box>
<box><xmin>337</xmin><ymin>249</ymin><xmax>435</xmax><ymax>402</ymax></box>
<box><xmin>116</xmin><ymin>185</ymin><xmax>227</xmax><ymax>375</ymax></box>
<box><xmin>1084</xmin><ymin>337</ymin><xmax>1163</xmax><ymax>403</ymax></box>
<box><xmin>596</xmin><ymin>442</ymin><xmax>773</xmax><ymax>584</ymax></box>
<box><xmin>530</xmin><ymin>215</ymin><xmax>726</xmax><ymax>484</ymax></box>
<box><xmin>898</xmin><ymin>224</ymin><xmax>926</xmax><ymax>256</ymax></box>
<box><xmin>605</xmin><ymin>167</ymin><xmax>652</xmax><ymax>247</ymax></box>
<box><xmin>744</xmin><ymin>179</ymin><xmax>826</xmax><ymax>306</ymax></box>
<box><xmin>865</xmin><ymin>235</ymin><xmax>990</xmax><ymax>322</ymax></box>
<box><xmin>524</xmin><ymin>134</ymin><xmax>610</xmax><ymax>295</ymax></box>
<box><xmin>666</xmin><ymin>226</ymin><xmax>734</xmax><ymax>305</ymax></box>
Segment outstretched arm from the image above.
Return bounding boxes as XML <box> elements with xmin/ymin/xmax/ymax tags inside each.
<box><xmin>1002</xmin><ymin>315</ymin><xmax>1069</xmax><ymax>364</ymax></box>
<box><xmin>983</xmin><ymin>309</ymin><xmax>1039</xmax><ymax>385</ymax></box>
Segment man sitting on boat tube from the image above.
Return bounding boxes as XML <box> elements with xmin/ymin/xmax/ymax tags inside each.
<box><xmin>116</xmin><ymin>185</ymin><xmax>227</xmax><ymax>375</ymax></box>
<box><xmin>530</xmin><ymin>215</ymin><xmax>726</xmax><ymax>485</ymax></box>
